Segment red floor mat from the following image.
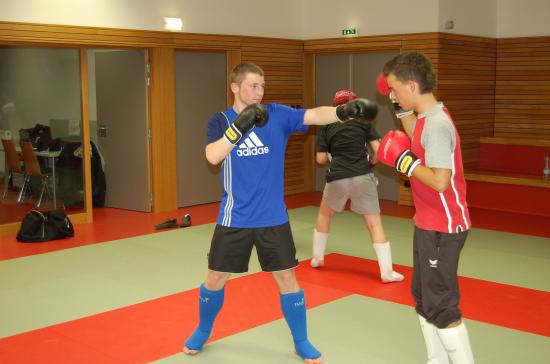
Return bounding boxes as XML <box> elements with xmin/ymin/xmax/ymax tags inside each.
<box><xmin>298</xmin><ymin>254</ymin><xmax>550</xmax><ymax>337</ymax></box>
<box><xmin>0</xmin><ymin>271</ymin><xmax>350</xmax><ymax>364</ymax></box>
<box><xmin>1</xmin><ymin>254</ymin><xmax>548</xmax><ymax>364</ymax></box>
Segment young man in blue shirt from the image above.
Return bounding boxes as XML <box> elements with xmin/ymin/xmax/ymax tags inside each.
<box><xmin>183</xmin><ymin>62</ymin><xmax>377</xmax><ymax>364</ymax></box>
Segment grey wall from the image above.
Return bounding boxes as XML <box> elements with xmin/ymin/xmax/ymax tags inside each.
<box><xmin>175</xmin><ymin>51</ymin><xmax>226</xmax><ymax>207</ymax></box>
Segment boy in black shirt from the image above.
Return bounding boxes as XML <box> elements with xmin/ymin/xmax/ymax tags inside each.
<box><xmin>311</xmin><ymin>90</ymin><xmax>404</xmax><ymax>283</ymax></box>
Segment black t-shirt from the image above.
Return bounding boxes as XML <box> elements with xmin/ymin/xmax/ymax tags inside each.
<box><xmin>316</xmin><ymin>120</ymin><xmax>380</xmax><ymax>182</ymax></box>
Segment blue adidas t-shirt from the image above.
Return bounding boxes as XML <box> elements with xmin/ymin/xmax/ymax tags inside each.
<box><xmin>206</xmin><ymin>103</ymin><xmax>308</xmax><ymax>228</ymax></box>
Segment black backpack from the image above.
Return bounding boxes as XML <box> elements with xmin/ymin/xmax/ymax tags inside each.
<box><xmin>16</xmin><ymin>210</ymin><xmax>74</xmax><ymax>242</ymax></box>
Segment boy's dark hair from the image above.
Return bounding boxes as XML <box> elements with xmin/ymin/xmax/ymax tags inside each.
<box><xmin>383</xmin><ymin>51</ymin><xmax>436</xmax><ymax>93</ymax></box>
<box><xmin>230</xmin><ymin>62</ymin><xmax>264</xmax><ymax>84</ymax></box>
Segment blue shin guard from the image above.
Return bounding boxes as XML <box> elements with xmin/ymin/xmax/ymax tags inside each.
<box><xmin>184</xmin><ymin>284</ymin><xmax>224</xmax><ymax>351</ymax></box>
<box><xmin>280</xmin><ymin>290</ymin><xmax>322</xmax><ymax>360</ymax></box>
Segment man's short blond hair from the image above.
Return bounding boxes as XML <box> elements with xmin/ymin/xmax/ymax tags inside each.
<box><xmin>230</xmin><ymin>62</ymin><xmax>264</xmax><ymax>85</ymax></box>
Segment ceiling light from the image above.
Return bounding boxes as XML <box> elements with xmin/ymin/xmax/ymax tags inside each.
<box><xmin>164</xmin><ymin>17</ymin><xmax>183</xmax><ymax>31</ymax></box>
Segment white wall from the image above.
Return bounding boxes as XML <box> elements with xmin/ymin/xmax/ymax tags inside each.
<box><xmin>2</xmin><ymin>0</ymin><xmax>550</xmax><ymax>39</ymax></box>
<box><xmin>439</xmin><ymin>0</ymin><xmax>497</xmax><ymax>38</ymax></box>
<box><xmin>497</xmin><ymin>0</ymin><xmax>550</xmax><ymax>38</ymax></box>
<box><xmin>300</xmin><ymin>0</ymin><xmax>440</xmax><ymax>39</ymax></box>
<box><xmin>2</xmin><ymin>0</ymin><xmax>302</xmax><ymax>39</ymax></box>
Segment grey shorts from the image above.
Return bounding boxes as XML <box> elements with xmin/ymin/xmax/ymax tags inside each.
<box><xmin>322</xmin><ymin>173</ymin><xmax>380</xmax><ymax>215</ymax></box>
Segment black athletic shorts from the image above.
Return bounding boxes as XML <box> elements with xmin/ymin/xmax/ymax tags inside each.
<box><xmin>208</xmin><ymin>222</ymin><xmax>299</xmax><ymax>273</ymax></box>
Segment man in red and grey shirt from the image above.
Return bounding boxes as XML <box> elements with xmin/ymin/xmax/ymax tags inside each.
<box><xmin>409</xmin><ymin>104</ymin><xmax>471</xmax><ymax>234</ymax></box>
<box><xmin>376</xmin><ymin>52</ymin><xmax>475</xmax><ymax>364</ymax></box>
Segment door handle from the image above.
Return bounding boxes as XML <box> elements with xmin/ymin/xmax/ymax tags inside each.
<box><xmin>98</xmin><ymin>125</ymin><xmax>108</xmax><ymax>137</ymax></box>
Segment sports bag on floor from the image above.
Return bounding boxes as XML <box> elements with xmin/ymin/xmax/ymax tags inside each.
<box><xmin>16</xmin><ymin>210</ymin><xmax>74</xmax><ymax>242</ymax></box>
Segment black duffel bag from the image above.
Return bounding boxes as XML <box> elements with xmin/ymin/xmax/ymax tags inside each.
<box><xmin>16</xmin><ymin>210</ymin><xmax>74</xmax><ymax>242</ymax></box>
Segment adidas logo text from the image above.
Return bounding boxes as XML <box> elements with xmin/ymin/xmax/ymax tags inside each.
<box><xmin>237</xmin><ymin>132</ymin><xmax>270</xmax><ymax>157</ymax></box>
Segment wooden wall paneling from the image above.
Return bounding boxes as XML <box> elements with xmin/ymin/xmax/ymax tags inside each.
<box><xmin>0</xmin><ymin>21</ymin><xmax>175</xmax><ymax>47</ymax></box>
<box><xmin>398</xmin><ymin>175</ymin><xmax>414</xmax><ymax>206</ymax></box>
<box><xmin>286</xmin><ymin>127</ymin><xmax>309</xmax><ymax>195</ymax></box>
<box><xmin>303</xmin><ymin>53</ymin><xmax>315</xmax><ymax>109</ymax></box>
<box><xmin>226</xmin><ymin>49</ymin><xmax>242</xmax><ymax>107</ymax></box>
<box><xmin>495</xmin><ymin>36</ymin><xmax>550</xmax><ymax>139</ymax></box>
<box><xmin>239</xmin><ymin>36</ymin><xmax>308</xmax><ymax>194</ymax></box>
<box><xmin>401</xmin><ymin>33</ymin><xmax>441</xmax><ymax>95</ymax></box>
<box><xmin>401</xmin><ymin>33</ymin><xmax>440</xmax><ymax>51</ymax></box>
<box><xmin>241</xmin><ymin>37</ymin><xmax>304</xmax><ymax>105</ymax></box>
<box><xmin>437</xmin><ymin>33</ymin><xmax>497</xmax><ymax>169</ymax></box>
<box><xmin>173</xmin><ymin>33</ymin><xmax>241</xmax><ymax>50</ymax></box>
<box><xmin>0</xmin><ymin>21</ymin><xmax>243</xmax><ymax>49</ymax></box>
<box><xmin>149</xmin><ymin>47</ymin><xmax>178</xmax><ymax>212</ymax></box>
<box><xmin>302</xmin><ymin>128</ymin><xmax>317</xmax><ymax>192</ymax></box>
<box><xmin>303</xmin><ymin>54</ymin><xmax>316</xmax><ymax>191</ymax></box>
<box><xmin>304</xmin><ymin>34</ymin><xmax>403</xmax><ymax>54</ymax></box>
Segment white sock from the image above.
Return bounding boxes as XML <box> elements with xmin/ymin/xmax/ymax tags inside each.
<box><xmin>418</xmin><ymin>315</ymin><xmax>450</xmax><ymax>364</ymax></box>
<box><xmin>373</xmin><ymin>241</ymin><xmax>404</xmax><ymax>283</ymax></box>
<box><xmin>437</xmin><ymin>322</ymin><xmax>475</xmax><ymax>364</ymax></box>
<box><xmin>311</xmin><ymin>229</ymin><xmax>328</xmax><ymax>268</ymax></box>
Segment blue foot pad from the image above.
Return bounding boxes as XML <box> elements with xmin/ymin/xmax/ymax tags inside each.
<box><xmin>184</xmin><ymin>328</ymin><xmax>210</xmax><ymax>351</ymax></box>
<box><xmin>295</xmin><ymin>339</ymin><xmax>322</xmax><ymax>360</ymax></box>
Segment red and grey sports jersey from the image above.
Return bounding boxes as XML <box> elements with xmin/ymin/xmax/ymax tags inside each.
<box><xmin>409</xmin><ymin>104</ymin><xmax>471</xmax><ymax>234</ymax></box>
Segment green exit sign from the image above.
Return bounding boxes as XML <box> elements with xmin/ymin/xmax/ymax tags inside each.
<box><xmin>342</xmin><ymin>28</ymin><xmax>357</xmax><ymax>36</ymax></box>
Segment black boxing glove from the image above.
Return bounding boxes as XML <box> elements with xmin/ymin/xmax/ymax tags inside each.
<box><xmin>224</xmin><ymin>104</ymin><xmax>268</xmax><ymax>145</ymax></box>
<box><xmin>335</xmin><ymin>98</ymin><xmax>378</xmax><ymax>122</ymax></box>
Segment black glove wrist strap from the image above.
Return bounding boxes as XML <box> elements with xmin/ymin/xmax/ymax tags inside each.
<box><xmin>224</xmin><ymin>123</ymin><xmax>243</xmax><ymax>145</ymax></box>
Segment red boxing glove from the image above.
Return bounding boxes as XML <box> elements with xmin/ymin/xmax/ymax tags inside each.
<box><xmin>376</xmin><ymin>73</ymin><xmax>391</xmax><ymax>96</ymax></box>
<box><xmin>377</xmin><ymin>130</ymin><xmax>421</xmax><ymax>177</ymax></box>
